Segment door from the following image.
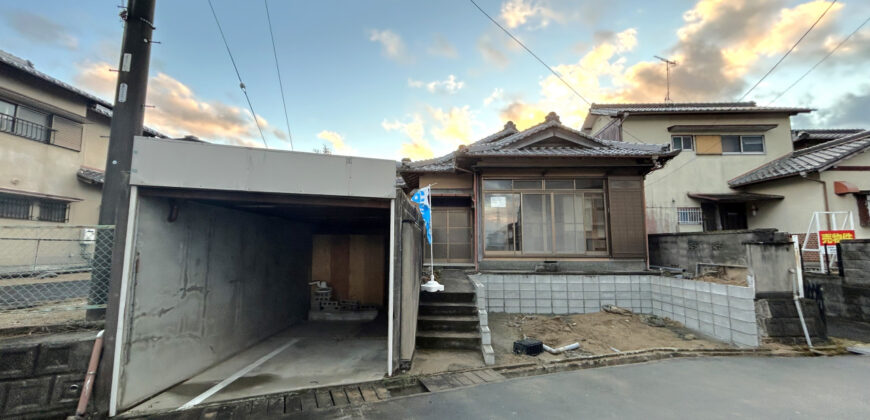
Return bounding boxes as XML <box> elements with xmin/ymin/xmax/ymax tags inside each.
<box><xmin>425</xmin><ymin>207</ymin><xmax>473</xmax><ymax>264</ymax></box>
<box><xmin>720</xmin><ymin>203</ymin><xmax>748</xmax><ymax>230</ymax></box>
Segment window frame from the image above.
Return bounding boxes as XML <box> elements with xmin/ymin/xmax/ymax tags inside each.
<box><xmin>37</xmin><ymin>199</ymin><xmax>70</xmax><ymax>223</ymax></box>
<box><xmin>480</xmin><ymin>176</ymin><xmax>609</xmax><ymax>258</ymax></box>
<box><xmin>671</xmin><ymin>135</ymin><xmax>694</xmax><ymax>151</ymax></box>
<box><xmin>0</xmin><ymin>193</ymin><xmax>34</xmax><ymax>221</ymax></box>
<box><xmin>721</xmin><ymin>134</ymin><xmax>766</xmax><ymax>155</ymax></box>
<box><xmin>677</xmin><ymin>207</ymin><xmax>703</xmax><ymax>225</ymax></box>
<box><xmin>0</xmin><ymin>97</ymin><xmax>60</xmax><ymax>145</ymax></box>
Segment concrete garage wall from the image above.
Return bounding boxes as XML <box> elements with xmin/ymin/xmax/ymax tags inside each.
<box><xmin>649</xmin><ymin>229</ymin><xmax>779</xmax><ymax>275</ymax></box>
<box><xmin>470</xmin><ymin>274</ymin><xmax>758</xmax><ymax>347</ymax></box>
<box><xmin>118</xmin><ymin>197</ymin><xmax>313</xmax><ymax>410</ymax></box>
<box><xmin>0</xmin><ymin>331</ymin><xmax>96</xmax><ymax>418</ymax></box>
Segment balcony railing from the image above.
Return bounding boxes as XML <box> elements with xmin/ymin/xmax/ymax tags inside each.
<box><xmin>0</xmin><ymin>113</ymin><xmax>54</xmax><ymax>143</ymax></box>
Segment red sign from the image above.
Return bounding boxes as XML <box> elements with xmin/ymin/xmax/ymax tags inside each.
<box><xmin>818</xmin><ymin>230</ymin><xmax>856</xmax><ymax>246</ymax></box>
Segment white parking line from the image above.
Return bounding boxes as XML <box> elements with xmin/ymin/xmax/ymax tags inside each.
<box><xmin>177</xmin><ymin>338</ymin><xmax>298</xmax><ymax>411</ymax></box>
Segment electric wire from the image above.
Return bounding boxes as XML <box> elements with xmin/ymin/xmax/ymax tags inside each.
<box><xmin>264</xmin><ymin>0</ymin><xmax>294</xmax><ymax>150</ymax></box>
<box><xmin>207</xmin><ymin>0</ymin><xmax>269</xmax><ymax>148</ymax></box>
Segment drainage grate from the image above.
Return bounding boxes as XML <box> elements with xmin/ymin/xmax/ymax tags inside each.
<box><xmin>419</xmin><ymin>369</ymin><xmax>506</xmax><ymax>392</ymax></box>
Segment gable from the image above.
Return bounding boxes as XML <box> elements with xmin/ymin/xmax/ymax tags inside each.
<box><xmin>512</xmin><ymin>127</ymin><xmax>600</xmax><ymax>150</ymax></box>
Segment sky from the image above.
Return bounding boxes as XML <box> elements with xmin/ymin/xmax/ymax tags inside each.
<box><xmin>1</xmin><ymin>0</ymin><xmax>868</xmax><ymax>161</ymax></box>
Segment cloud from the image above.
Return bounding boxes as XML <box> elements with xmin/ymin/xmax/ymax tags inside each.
<box><xmin>383</xmin><ymin>115</ymin><xmax>434</xmax><ymax>160</ymax></box>
<box><xmin>428</xmin><ymin>35</ymin><xmax>459</xmax><ymax>58</ymax></box>
<box><xmin>369</xmin><ymin>29</ymin><xmax>409</xmax><ymax>62</ymax></box>
<box><xmin>499</xmin><ymin>0</ymin><xmax>559</xmax><ymax>29</ymax></box>
<box><xmin>408</xmin><ymin>75</ymin><xmax>465</xmax><ymax>95</ymax></box>
<box><xmin>478</xmin><ymin>34</ymin><xmax>510</xmax><ymax>68</ymax></box>
<box><xmin>428</xmin><ymin>106</ymin><xmax>478</xmax><ymax>145</ymax></box>
<box><xmin>73</xmin><ymin>60</ymin><xmax>287</xmax><ymax>148</ymax></box>
<box><xmin>815</xmin><ymin>84</ymin><xmax>870</xmax><ymax>128</ymax></box>
<box><xmin>484</xmin><ymin>88</ymin><xmax>505</xmax><ymax>106</ymax></box>
<box><xmin>4</xmin><ymin>11</ymin><xmax>78</xmax><ymax>49</ymax></box>
<box><xmin>316</xmin><ymin>130</ymin><xmax>355</xmax><ymax>154</ymax></box>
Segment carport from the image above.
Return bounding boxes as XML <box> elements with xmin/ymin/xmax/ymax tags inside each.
<box><xmin>105</xmin><ymin>138</ymin><xmax>423</xmax><ymax>416</ymax></box>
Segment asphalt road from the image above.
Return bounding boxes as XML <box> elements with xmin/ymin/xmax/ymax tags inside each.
<box><xmin>321</xmin><ymin>356</ymin><xmax>870</xmax><ymax>419</ymax></box>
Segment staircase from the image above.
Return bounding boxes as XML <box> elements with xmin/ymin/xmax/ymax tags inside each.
<box><xmin>416</xmin><ymin>273</ymin><xmax>481</xmax><ymax>350</ymax></box>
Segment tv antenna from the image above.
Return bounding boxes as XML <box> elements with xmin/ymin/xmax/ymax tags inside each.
<box><xmin>654</xmin><ymin>55</ymin><xmax>677</xmax><ymax>102</ymax></box>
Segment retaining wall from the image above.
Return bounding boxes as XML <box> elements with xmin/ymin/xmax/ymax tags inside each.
<box><xmin>648</xmin><ymin>229</ymin><xmax>780</xmax><ymax>275</ymax></box>
<box><xmin>469</xmin><ymin>273</ymin><xmax>758</xmax><ymax>347</ymax></box>
<box><xmin>803</xmin><ymin>239</ymin><xmax>870</xmax><ymax>323</ymax></box>
<box><xmin>0</xmin><ymin>331</ymin><xmax>96</xmax><ymax>419</ymax></box>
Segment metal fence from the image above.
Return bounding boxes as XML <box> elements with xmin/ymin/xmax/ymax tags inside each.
<box><xmin>0</xmin><ymin>225</ymin><xmax>114</xmax><ymax>329</ymax></box>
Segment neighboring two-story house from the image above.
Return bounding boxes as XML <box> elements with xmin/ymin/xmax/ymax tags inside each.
<box><xmin>581</xmin><ymin>102</ymin><xmax>814</xmax><ymax>234</ymax></box>
<box><xmin>0</xmin><ymin>49</ymin><xmax>164</xmax><ymax>226</ymax></box>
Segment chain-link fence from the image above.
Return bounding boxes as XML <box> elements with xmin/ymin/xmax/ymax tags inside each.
<box><xmin>0</xmin><ymin>225</ymin><xmax>114</xmax><ymax>329</ymax></box>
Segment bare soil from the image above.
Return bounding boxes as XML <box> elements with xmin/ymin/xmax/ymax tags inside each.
<box><xmin>0</xmin><ymin>298</ymin><xmax>88</xmax><ymax>331</ymax></box>
<box><xmin>694</xmin><ymin>265</ymin><xmax>749</xmax><ymax>286</ymax></box>
<box><xmin>489</xmin><ymin>311</ymin><xmax>730</xmax><ymax>365</ymax></box>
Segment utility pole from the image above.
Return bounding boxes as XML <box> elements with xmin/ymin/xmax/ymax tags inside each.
<box><xmin>654</xmin><ymin>55</ymin><xmax>677</xmax><ymax>102</ymax></box>
<box><xmin>93</xmin><ymin>0</ymin><xmax>156</xmax><ymax>416</ymax></box>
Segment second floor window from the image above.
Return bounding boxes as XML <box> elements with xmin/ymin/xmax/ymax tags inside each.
<box><xmin>671</xmin><ymin>135</ymin><xmax>694</xmax><ymax>151</ymax></box>
<box><xmin>722</xmin><ymin>135</ymin><xmax>765</xmax><ymax>154</ymax></box>
<box><xmin>0</xmin><ymin>98</ymin><xmax>81</xmax><ymax>149</ymax></box>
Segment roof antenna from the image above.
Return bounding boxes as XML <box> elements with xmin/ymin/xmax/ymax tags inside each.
<box><xmin>654</xmin><ymin>56</ymin><xmax>677</xmax><ymax>102</ymax></box>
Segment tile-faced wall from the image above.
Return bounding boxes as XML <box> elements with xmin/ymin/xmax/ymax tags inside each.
<box><xmin>470</xmin><ymin>273</ymin><xmax>758</xmax><ymax>347</ymax></box>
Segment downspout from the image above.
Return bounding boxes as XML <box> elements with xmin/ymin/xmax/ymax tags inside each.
<box><xmin>472</xmin><ymin>170</ymin><xmax>480</xmax><ymax>272</ymax></box>
<box><xmin>801</xmin><ymin>173</ymin><xmax>830</xmax><ymax>227</ymax></box>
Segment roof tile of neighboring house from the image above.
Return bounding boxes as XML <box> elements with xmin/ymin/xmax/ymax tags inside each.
<box><xmin>588</xmin><ymin>101</ymin><xmax>812</xmax><ymax>116</ymax></box>
<box><xmin>790</xmin><ymin>128</ymin><xmax>864</xmax><ymax>143</ymax></box>
<box><xmin>402</xmin><ymin>112</ymin><xmax>676</xmax><ymax>174</ymax></box>
<box><xmin>76</xmin><ymin>167</ymin><xmax>105</xmax><ymax>185</ymax></box>
<box><xmin>728</xmin><ymin>130</ymin><xmax>870</xmax><ymax>188</ymax></box>
<box><xmin>0</xmin><ymin>49</ymin><xmax>166</xmax><ymax>138</ymax></box>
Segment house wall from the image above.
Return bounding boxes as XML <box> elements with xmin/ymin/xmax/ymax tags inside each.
<box><xmin>419</xmin><ymin>173</ymin><xmax>473</xmax><ymax>190</ymax></box>
<box><xmin>617</xmin><ymin>114</ymin><xmax>795</xmax><ymax>234</ymax></box>
<box><xmin>0</xmin><ymin>73</ymin><xmax>111</xmax><ymax>226</ymax></box>
<box><xmin>743</xmin><ymin>151</ymin><xmax>870</xmax><ymax>239</ymax></box>
<box><xmin>118</xmin><ymin>197</ymin><xmax>313</xmax><ymax>410</ymax></box>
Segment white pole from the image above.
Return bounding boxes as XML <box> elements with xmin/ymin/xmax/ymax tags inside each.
<box><xmin>109</xmin><ymin>185</ymin><xmax>139</xmax><ymax>417</ymax></box>
<box><xmin>792</xmin><ymin>235</ymin><xmax>804</xmax><ymax>298</ymax></box>
<box><xmin>386</xmin><ymin>198</ymin><xmax>395</xmax><ymax>376</ymax></box>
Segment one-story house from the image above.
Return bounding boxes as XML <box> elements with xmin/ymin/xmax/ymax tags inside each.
<box><xmin>399</xmin><ymin>112</ymin><xmax>678</xmax><ymax>272</ymax></box>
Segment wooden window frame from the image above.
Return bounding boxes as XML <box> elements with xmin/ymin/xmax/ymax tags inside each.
<box><xmin>480</xmin><ymin>176</ymin><xmax>609</xmax><ymax>258</ymax></box>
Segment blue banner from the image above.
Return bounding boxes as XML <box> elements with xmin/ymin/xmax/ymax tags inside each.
<box><xmin>411</xmin><ymin>186</ymin><xmax>432</xmax><ymax>244</ymax></box>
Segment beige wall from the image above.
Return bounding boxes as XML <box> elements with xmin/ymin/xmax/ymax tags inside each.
<box><xmin>0</xmin><ymin>77</ymin><xmax>110</xmax><ymax>226</ymax></box>
<box><xmin>743</xmin><ymin>150</ymin><xmax>870</xmax><ymax>238</ymax></box>
<box><xmin>419</xmin><ymin>173</ymin><xmax>473</xmax><ymax>190</ymax></box>
<box><xmin>0</xmin><ymin>70</ymin><xmax>86</xmax><ymax>119</ymax></box>
<box><xmin>614</xmin><ymin>113</ymin><xmax>796</xmax><ymax>233</ymax></box>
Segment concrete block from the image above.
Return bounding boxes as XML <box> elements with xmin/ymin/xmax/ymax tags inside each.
<box><xmin>488</xmin><ymin>300</ymin><xmax>504</xmax><ymax>312</ymax></box>
<box><xmin>729</xmin><ymin>297</ymin><xmax>756</xmax><ymax>311</ymax></box>
<box><xmin>569</xmin><ymin>301</ymin><xmax>585</xmax><ymax>313</ymax></box>
<box><xmin>488</xmin><ymin>282</ymin><xmax>504</xmax><ymax>291</ymax></box>
<box><xmin>551</xmin><ymin>275</ymin><xmax>567</xmax><ymax>284</ymax></box>
<box><xmin>672</xmin><ymin>296</ymin><xmax>685</xmax><ymax>307</ymax></box>
<box><xmin>712</xmin><ymin>294</ymin><xmax>729</xmax><ymax>306</ymax></box>
<box><xmin>631</xmin><ymin>299</ymin><xmax>642</xmax><ymax>311</ymax></box>
<box><xmin>713</xmin><ymin>314</ymin><xmax>732</xmax><ymax>327</ymax></box>
<box><xmin>551</xmin><ymin>283</ymin><xmax>567</xmax><ymax>291</ymax></box>
<box><xmin>700</xmin><ymin>322</ymin><xmax>716</xmax><ymax>336</ymax></box>
<box><xmin>631</xmin><ymin>283</ymin><xmax>641</xmax><ymax>292</ymax></box>
<box><xmin>537</xmin><ymin>290</ymin><xmax>552</xmax><ymax>299</ymax></box>
<box><xmin>585</xmin><ymin>301</ymin><xmax>601</xmax><ymax>312</ymax></box>
<box><xmin>710</xmin><ymin>283</ymin><xmax>728</xmax><ymax>295</ymax></box>
<box><xmin>519</xmin><ymin>275</ymin><xmax>535</xmax><ymax>283</ymax></box>
<box><xmin>599</xmin><ymin>275</ymin><xmax>615</xmax><ymax>284</ymax></box>
<box><xmin>731</xmin><ymin>319</ymin><xmax>758</xmax><ymax>335</ymax></box>
<box><xmin>520</xmin><ymin>283</ymin><xmax>536</xmax><ymax>291</ymax></box>
<box><xmin>696</xmin><ymin>291</ymin><xmax>712</xmax><ymax>303</ymax></box>
<box><xmin>600</xmin><ymin>283</ymin><xmax>615</xmax><ymax>292</ymax></box>
<box><xmin>652</xmin><ymin>307</ymin><xmax>663</xmax><ymax>317</ymax></box>
<box><xmin>641</xmin><ymin>291</ymin><xmax>652</xmax><ymax>301</ymax></box>
<box><xmin>535</xmin><ymin>282</ymin><xmax>551</xmax><ymax>291</ymax></box>
<box><xmin>489</xmin><ymin>290</ymin><xmax>504</xmax><ymax>299</ymax></box>
<box><xmin>535</xmin><ymin>303</ymin><xmax>552</xmax><ymax>315</ymax></box>
<box><xmin>651</xmin><ymin>283</ymin><xmax>661</xmax><ymax>293</ymax></box>
<box><xmin>552</xmin><ymin>304</ymin><xmax>568</xmax><ymax>315</ymax></box>
<box><xmin>685</xmin><ymin>308</ymin><xmax>699</xmax><ymax>320</ymax></box>
<box><xmin>699</xmin><ymin>311</ymin><xmax>714</xmax><ymax>323</ymax></box>
<box><xmin>584</xmin><ymin>291</ymin><xmax>600</xmax><ymax>300</ymax></box>
<box><xmin>660</xmin><ymin>277</ymin><xmax>671</xmax><ymax>287</ymax></box>
<box><xmin>2</xmin><ymin>377</ymin><xmax>52</xmax><ymax>415</ymax></box>
<box><xmin>504</xmin><ymin>290</ymin><xmax>520</xmax><ymax>299</ymax></box>
<box><xmin>568</xmin><ymin>283</ymin><xmax>584</xmax><ymax>292</ymax></box>
<box><xmin>673</xmin><ymin>306</ymin><xmax>686</xmax><ymax>316</ymax></box>
<box><xmin>731</xmin><ymin>331</ymin><xmax>759</xmax><ymax>348</ymax></box>
<box><xmin>673</xmin><ymin>314</ymin><xmax>686</xmax><ymax>325</ymax></box>
<box><xmin>520</xmin><ymin>290</ymin><xmax>536</xmax><ymax>300</ymax></box>
<box><xmin>617</xmin><ymin>299</ymin><xmax>632</xmax><ymax>308</ymax></box>
<box><xmin>671</xmin><ymin>279</ymin><xmax>684</xmax><ymax>289</ymax></box>
<box><xmin>568</xmin><ymin>291</ymin><xmax>585</xmax><ymax>300</ymax></box>
<box><xmin>567</xmin><ymin>275</ymin><xmax>584</xmax><ymax>284</ymax></box>
<box><xmin>653</xmin><ymin>301</ymin><xmax>662</xmax><ymax>310</ymax></box>
<box><xmin>713</xmin><ymin>324</ymin><xmax>732</xmax><ymax>342</ymax></box>
<box><xmin>662</xmin><ymin>303</ymin><xmax>673</xmax><ymax>313</ymax></box>
<box><xmin>713</xmin><ymin>304</ymin><xmax>730</xmax><ymax>317</ymax></box>
<box><xmin>521</xmin><ymin>304</ymin><xmax>536</xmax><ymax>314</ymax></box>
<box><xmin>616</xmin><ymin>283</ymin><xmax>631</xmax><ymax>292</ymax></box>
<box><xmin>615</xmin><ymin>276</ymin><xmax>631</xmax><ymax>284</ymax></box>
<box><xmin>505</xmin><ymin>298</ymin><xmax>520</xmax><ymax>308</ymax></box>
<box><xmin>552</xmin><ymin>291</ymin><xmax>568</xmax><ymax>300</ymax></box>
<box><xmin>503</xmin><ymin>282</ymin><xmax>519</xmax><ymax>291</ymax></box>
<box><xmin>616</xmin><ymin>292</ymin><xmax>633</xmax><ymax>300</ymax></box>
<box><xmin>0</xmin><ymin>346</ymin><xmax>37</xmax><ymax>379</ymax></box>
<box><xmin>682</xmin><ymin>281</ymin><xmax>697</xmax><ymax>291</ymax></box>
<box><xmin>695</xmin><ymin>282</ymin><xmax>711</xmax><ymax>293</ymax></box>
<box><xmin>503</xmin><ymin>304</ymin><xmax>518</xmax><ymax>313</ymax></box>
<box><xmin>600</xmin><ymin>292</ymin><xmax>616</xmax><ymax>303</ymax></box>
<box><xmin>640</xmin><ymin>283</ymin><xmax>651</xmax><ymax>293</ymax></box>
<box><xmin>728</xmin><ymin>286</ymin><xmax>755</xmax><ymax>299</ymax></box>
<box><xmin>683</xmin><ymin>290</ymin><xmax>697</xmax><ymax>302</ymax></box>
<box><xmin>536</xmin><ymin>276</ymin><xmax>552</xmax><ymax>284</ymax></box>
<box><xmin>697</xmin><ymin>302</ymin><xmax>713</xmax><ymax>314</ymax></box>
<box><xmin>685</xmin><ymin>317</ymin><xmax>700</xmax><ymax>330</ymax></box>
<box><xmin>729</xmin><ymin>308</ymin><xmax>757</xmax><ymax>323</ymax></box>
<box><xmin>487</xmin><ymin>275</ymin><xmax>503</xmax><ymax>283</ymax></box>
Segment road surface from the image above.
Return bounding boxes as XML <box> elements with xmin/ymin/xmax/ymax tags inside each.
<box><xmin>314</xmin><ymin>356</ymin><xmax>870</xmax><ymax>419</ymax></box>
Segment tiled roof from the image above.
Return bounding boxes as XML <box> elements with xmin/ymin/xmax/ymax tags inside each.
<box><xmin>589</xmin><ymin>101</ymin><xmax>812</xmax><ymax>116</ymax></box>
<box><xmin>791</xmin><ymin>128</ymin><xmax>864</xmax><ymax>142</ymax></box>
<box><xmin>0</xmin><ymin>49</ymin><xmax>166</xmax><ymax>138</ymax></box>
<box><xmin>401</xmin><ymin>112</ymin><xmax>674</xmax><ymax>175</ymax></box>
<box><xmin>729</xmin><ymin>130</ymin><xmax>870</xmax><ymax>187</ymax></box>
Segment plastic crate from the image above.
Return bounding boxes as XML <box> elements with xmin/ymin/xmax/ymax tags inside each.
<box><xmin>513</xmin><ymin>338</ymin><xmax>543</xmax><ymax>356</ymax></box>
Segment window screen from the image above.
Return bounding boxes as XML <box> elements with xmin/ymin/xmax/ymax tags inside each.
<box><xmin>38</xmin><ymin>200</ymin><xmax>69</xmax><ymax>222</ymax></box>
<box><xmin>721</xmin><ymin>135</ymin><xmax>741</xmax><ymax>153</ymax></box>
<box><xmin>0</xmin><ymin>194</ymin><xmax>32</xmax><ymax>220</ymax></box>
<box><xmin>741</xmin><ymin>136</ymin><xmax>764</xmax><ymax>153</ymax></box>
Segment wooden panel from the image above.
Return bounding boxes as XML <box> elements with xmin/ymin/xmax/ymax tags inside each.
<box><xmin>313</xmin><ymin>233</ymin><xmax>384</xmax><ymax>306</ymax></box>
<box><xmin>695</xmin><ymin>135</ymin><xmax>722</xmax><ymax>155</ymax></box>
<box><xmin>608</xmin><ymin>176</ymin><xmax>646</xmax><ymax>258</ymax></box>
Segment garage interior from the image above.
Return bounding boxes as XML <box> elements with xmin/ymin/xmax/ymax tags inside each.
<box><xmin>120</xmin><ymin>190</ymin><xmax>392</xmax><ymax>414</ymax></box>
<box><xmin>104</xmin><ymin>138</ymin><xmax>419</xmax><ymax>416</ymax></box>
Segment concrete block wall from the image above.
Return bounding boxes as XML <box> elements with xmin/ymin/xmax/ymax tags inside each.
<box><xmin>470</xmin><ymin>273</ymin><xmax>758</xmax><ymax>348</ymax></box>
<box><xmin>0</xmin><ymin>332</ymin><xmax>96</xmax><ymax>418</ymax></box>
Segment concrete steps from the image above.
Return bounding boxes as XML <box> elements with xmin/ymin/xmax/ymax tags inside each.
<box><xmin>416</xmin><ymin>280</ymin><xmax>481</xmax><ymax>350</ymax></box>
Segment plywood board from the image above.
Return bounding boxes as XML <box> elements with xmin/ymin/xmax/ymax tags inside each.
<box><xmin>695</xmin><ymin>135</ymin><xmax>722</xmax><ymax>155</ymax></box>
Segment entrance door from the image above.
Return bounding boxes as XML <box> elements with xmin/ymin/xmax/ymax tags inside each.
<box><xmin>426</xmin><ymin>207</ymin><xmax>473</xmax><ymax>264</ymax></box>
<box><xmin>719</xmin><ymin>203</ymin><xmax>748</xmax><ymax>230</ymax></box>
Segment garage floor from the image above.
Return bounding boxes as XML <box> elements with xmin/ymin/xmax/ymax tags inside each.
<box><xmin>127</xmin><ymin>320</ymin><xmax>387</xmax><ymax>415</ymax></box>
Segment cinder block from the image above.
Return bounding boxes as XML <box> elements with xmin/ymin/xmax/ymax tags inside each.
<box><xmin>712</xmin><ymin>294</ymin><xmax>729</xmax><ymax>306</ymax></box>
<box><xmin>652</xmin><ymin>283</ymin><xmax>661</xmax><ymax>293</ymax></box>
<box><xmin>684</xmin><ymin>318</ymin><xmax>700</xmax><ymax>330</ymax></box>
<box><xmin>673</xmin><ymin>314</ymin><xmax>686</xmax><ymax>325</ymax></box>
<box><xmin>585</xmin><ymin>300</ymin><xmax>601</xmax><ymax>311</ymax></box>
<box><xmin>568</xmin><ymin>283</ymin><xmax>584</xmax><ymax>292</ymax></box>
<box><xmin>731</xmin><ymin>319</ymin><xmax>759</xmax><ymax>335</ymax></box>
<box><xmin>652</xmin><ymin>307</ymin><xmax>663</xmax><ymax>317</ymax></box>
<box><xmin>552</xmin><ymin>291</ymin><xmax>568</xmax><ymax>300</ymax></box>
<box><xmin>505</xmin><ymin>298</ymin><xmax>520</xmax><ymax>308</ymax></box>
<box><xmin>699</xmin><ymin>311</ymin><xmax>714</xmax><ymax>323</ymax></box>
<box><xmin>631</xmin><ymin>282</ymin><xmax>641</xmax><ymax>292</ymax></box>
<box><xmin>653</xmin><ymin>301</ymin><xmax>662</xmax><ymax>310</ymax></box>
<box><xmin>713</xmin><ymin>304</ymin><xmax>730</xmax><ymax>317</ymax></box>
<box><xmin>662</xmin><ymin>303</ymin><xmax>673</xmax><ymax>313</ymax></box>
<box><xmin>568</xmin><ymin>291</ymin><xmax>584</xmax><ymax>300</ymax></box>
<box><xmin>673</xmin><ymin>306</ymin><xmax>686</xmax><ymax>316</ymax></box>
<box><xmin>683</xmin><ymin>290</ymin><xmax>697</xmax><ymax>302</ymax></box>
<box><xmin>520</xmin><ymin>290</ymin><xmax>536</xmax><ymax>299</ymax></box>
<box><xmin>488</xmin><ymin>282</ymin><xmax>504</xmax><ymax>291</ymax></box>
<box><xmin>566</xmin><ymin>275</ymin><xmax>584</xmax><ymax>284</ymax></box>
<box><xmin>729</xmin><ymin>308</ymin><xmax>756</xmax><ymax>323</ymax></box>
<box><xmin>671</xmin><ymin>279</ymin><xmax>684</xmax><ymax>289</ymax></box>
<box><xmin>729</xmin><ymin>297</ymin><xmax>756</xmax><ymax>311</ymax></box>
<box><xmin>0</xmin><ymin>346</ymin><xmax>37</xmax><ymax>379</ymax></box>
<box><xmin>520</xmin><ymin>283</ymin><xmax>536</xmax><ymax>291</ymax></box>
<box><xmin>615</xmin><ymin>276</ymin><xmax>630</xmax><ymax>284</ymax></box>
<box><xmin>713</xmin><ymin>314</ymin><xmax>732</xmax><ymax>327</ymax></box>
<box><xmin>710</xmin><ymin>283</ymin><xmax>728</xmax><ymax>295</ymax></box>
<box><xmin>700</xmin><ymin>321</ymin><xmax>716</xmax><ymax>336</ymax></box>
<box><xmin>728</xmin><ymin>286</ymin><xmax>755</xmax><ymax>299</ymax></box>
<box><xmin>697</xmin><ymin>301</ymin><xmax>714</xmax><ymax>314</ymax></box>
<box><xmin>487</xmin><ymin>275</ymin><xmax>503</xmax><ymax>284</ymax></box>
<box><xmin>616</xmin><ymin>299</ymin><xmax>632</xmax><ymax>308</ymax></box>
<box><xmin>552</xmin><ymin>304</ymin><xmax>568</xmax><ymax>315</ymax></box>
<box><xmin>487</xmin><ymin>300</ymin><xmax>504</xmax><ymax>312</ymax></box>
<box><xmin>569</xmin><ymin>301</ymin><xmax>585</xmax><ymax>313</ymax></box>
<box><xmin>503</xmin><ymin>282</ymin><xmax>519</xmax><ymax>291</ymax></box>
<box><xmin>631</xmin><ymin>299</ymin><xmax>642</xmax><ymax>310</ymax></box>
<box><xmin>503</xmin><ymin>304</ymin><xmax>519</xmax><ymax>313</ymax></box>
<box><xmin>537</xmin><ymin>290</ymin><xmax>552</xmax><ymax>299</ymax></box>
<box><xmin>682</xmin><ymin>281</ymin><xmax>697</xmax><ymax>291</ymax></box>
<box><xmin>695</xmin><ymin>282</ymin><xmax>712</xmax><ymax>293</ymax></box>
<box><xmin>536</xmin><ymin>276</ymin><xmax>551</xmax><ymax>284</ymax></box>
<box><xmin>672</xmin><ymin>296</ymin><xmax>685</xmax><ymax>307</ymax></box>
<box><xmin>640</xmin><ymin>283</ymin><xmax>651</xmax><ymax>293</ymax></box>
<box><xmin>584</xmin><ymin>291</ymin><xmax>600</xmax><ymax>300</ymax></box>
<box><xmin>536</xmin><ymin>299</ymin><xmax>552</xmax><ymax>308</ymax></box>
<box><xmin>731</xmin><ymin>331</ymin><xmax>759</xmax><ymax>347</ymax></box>
<box><xmin>641</xmin><ymin>291</ymin><xmax>652</xmax><ymax>301</ymax></box>
<box><xmin>685</xmin><ymin>308</ymin><xmax>699</xmax><ymax>320</ymax></box>
<box><xmin>504</xmin><ymin>290</ymin><xmax>520</xmax><ymax>299</ymax></box>
<box><xmin>519</xmin><ymin>275</ymin><xmax>535</xmax><ymax>283</ymax></box>
<box><xmin>616</xmin><ymin>292</ymin><xmax>632</xmax><ymax>300</ymax></box>
<box><xmin>551</xmin><ymin>275</ymin><xmax>567</xmax><ymax>284</ymax></box>
<box><xmin>599</xmin><ymin>275</ymin><xmax>615</xmax><ymax>284</ymax></box>
<box><xmin>600</xmin><ymin>283</ymin><xmax>615</xmax><ymax>292</ymax></box>
<box><xmin>616</xmin><ymin>283</ymin><xmax>631</xmax><ymax>292</ymax></box>
<box><xmin>489</xmin><ymin>290</ymin><xmax>504</xmax><ymax>299</ymax></box>
<box><xmin>551</xmin><ymin>283</ymin><xmax>567</xmax><ymax>291</ymax></box>
<box><xmin>713</xmin><ymin>324</ymin><xmax>733</xmax><ymax>342</ymax></box>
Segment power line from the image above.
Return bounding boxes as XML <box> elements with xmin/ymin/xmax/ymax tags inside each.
<box><xmin>737</xmin><ymin>0</ymin><xmax>837</xmax><ymax>102</ymax></box>
<box><xmin>207</xmin><ymin>0</ymin><xmax>269</xmax><ymax>148</ymax></box>
<box><xmin>264</xmin><ymin>0</ymin><xmax>294</xmax><ymax>150</ymax></box>
<box><xmin>768</xmin><ymin>15</ymin><xmax>870</xmax><ymax>105</ymax></box>
<box><xmin>467</xmin><ymin>0</ymin><xmax>591</xmax><ymax>106</ymax></box>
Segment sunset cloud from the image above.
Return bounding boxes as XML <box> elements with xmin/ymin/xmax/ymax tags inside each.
<box><xmin>408</xmin><ymin>75</ymin><xmax>465</xmax><ymax>95</ymax></box>
<box><xmin>383</xmin><ymin>114</ymin><xmax>434</xmax><ymax>160</ymax></box>
<box><xmin>316</xmin><ymin>130</ymin><xmax>355</xmax><ymax>154</ymax></box>
<box><xmin>499</xmin><ymin>0</ymin><xmax>559</xmax><ymax>30</ymax></box>
<box><xmin>428</xmin><ymin>106</ymin><xmax>477</xmax><ymax>145</ymax></box>
<box><xmin>369</xmin><ymin>29</ymin><xmax>409</xmax><ymax>63</ymax></box>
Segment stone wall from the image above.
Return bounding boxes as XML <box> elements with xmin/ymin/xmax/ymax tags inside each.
<box><xmin>648</xmin><ymin>229</ymin><xmax>779</xmax><ymax>275</ymax></box>
<box><xmin>0</xmin><ymin>331</ymin><xmax>96</xmax><ymax>419</ymax></box>
<box><xmin>469</xmin><ymin>273</ymin><xmax>758</xmax><ymax>347</ymax></box>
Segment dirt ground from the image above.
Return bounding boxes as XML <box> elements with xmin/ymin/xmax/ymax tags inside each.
<box><xmin>694</xmin><ymin>265</ymin><xmax>749</xmax><ymax>286</ymax></box>
<box><xmin>490</xmin><ymin>311</ymin><xmax>730</xmax><ymax>365</ymax></box>
<box><xmin>0</xmin><ymin>298</ymin><xmax>88</xmax><ymax>332</ymax></box>
<box><xmin>408</xmin><ymin>349</ymin><xmax>486</xmax><ymax>375</ymax></box>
